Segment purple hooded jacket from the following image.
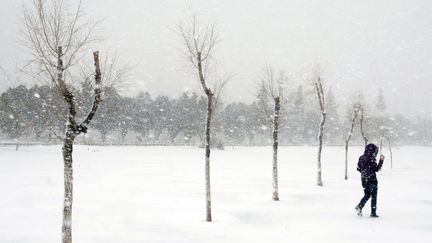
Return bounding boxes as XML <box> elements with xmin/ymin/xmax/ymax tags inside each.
<box><xmin>357</xmin><ymin>144</ymin><xmax>384</xmax><ymax>180</ymax></box>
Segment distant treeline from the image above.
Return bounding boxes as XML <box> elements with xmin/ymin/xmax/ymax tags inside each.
<box><xmin>1</xmin><ymin>82</ymin><xmax>430</xmax><ymax>146</ymax></box>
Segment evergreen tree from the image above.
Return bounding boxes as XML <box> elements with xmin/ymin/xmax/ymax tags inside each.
<box><xmin>184</xmin><ymin>92</ymin><xmax>204</xmax><ymax>144</ymax></box>
<box><xmin>150</xmin><ymin>95</ymin><xmax>172</xmax><ymax>142</ymax></box>
<box><xmin>372</xmin><ymin>89</ymin><xmax>389</xmax><ymax>143</ymax></box>
<box><xmin>132</xmin><ymin>91</ymin><xmax>153</xmax><ymax>143</ymax></box>
<box><xmin>376</xmin><ymin>88</ymin><xmax>386</xmax><ymax>112</ymax></box>
<box><xmin>92</xmin><ymin>86</ymin><xmax>122</xmax><ymax>143</ymax></box>
<box><xmin>244</xmin><ymin>102</ymin><xmax>261</xmax><ymax>145</ymax></box>
<box><xmin>223</xmin><ymin>102</ymin><xmax>248</xmax><ymax>145</ymax></box>
<box><xmin>256</xmin><ymin>82</ymin><xmax>272</xmax><ymax>144</ymax></box>
<box><xmin>0</xmin><ymin>85</ymin><xmax>31</xmax><ymax>140</ymax></box>
<box><xmin>325</xmin><ymin>88</ymin><xmax>341</xmax><ymax>144</ymax></box>
<box><xmin>286</xmin><ymin>85</ymin><xmax>306</xmax><ymax>144</ymax></box>
<box><xmin>167</xmin><ymin>93</ymin><xmax>188</xmax><ymax>143</ymax></box>
<box><xmin>118</xmin><ymin>97</ymin><xmax>134</xmax><ymax>143</ymax></box>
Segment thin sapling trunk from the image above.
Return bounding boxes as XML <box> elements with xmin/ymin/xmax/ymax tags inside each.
<box><xmin>59</xmin><ymin>48</ymin><xmax>102</xmax><ymax>243</ymax></box>
<box><xmin>315</xmin><ymin>77</ymin><xmax>326</xmax><ymax>187</ymax></box>
<box><xmin>344</xmin><ymin>108</ymin><xmax>358</xmax><ymax>180</ymax></box>
<box><xmin>272</xmin><ymin>97</ymin><xmax>280</xmax><ymax>201</ymax></box>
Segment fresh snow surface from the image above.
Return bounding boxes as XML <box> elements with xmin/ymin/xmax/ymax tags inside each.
<box><xmin>0</xmin><ymin>145</ymin><xmax>431</xmax><ymax>243</ymax></box>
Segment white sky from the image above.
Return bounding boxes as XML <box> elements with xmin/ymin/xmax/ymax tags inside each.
<box><xmin>1</xmin><ymin>0</ymin><xmax>431</xmax><ymax>117</ymax></box>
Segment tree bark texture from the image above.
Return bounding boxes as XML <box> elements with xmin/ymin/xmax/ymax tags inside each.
<box><xmin>196</xmin><ymin>51</ymin><xmax>213</xmax><ymax>222</ymax></box>
<box><xmin>58</xmin><ymin>47</ymin><xmax>102</xmax><ymax>243</ymax></box>
<box><xmin>61</xmin><ymin>132</ymin><xmax>75</xmax><ymax>243</ymax></box>
<box><xmin>315</xmin><ymin>78</ymin><xmax>326</xmax><ymax>187</ymax></box>
<box><xmin>317</xmin><ymin>112</ymin><xmax>326</xmax><ymax>186</ymax></box>
<box><xmin>205</xmin><ymin>92</ymin><xmax>213</xmax><ymax>222</ymax></box>
<box><xmin>272</xmin><ymin>97</ymin><xmax>280</xmax><ymax>201</ymax></box>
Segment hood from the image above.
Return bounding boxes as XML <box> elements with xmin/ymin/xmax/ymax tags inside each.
<box><xmin>364</xmin><ymin>143</ymin><xmax>378</xmax><ymax>157</ymax></box>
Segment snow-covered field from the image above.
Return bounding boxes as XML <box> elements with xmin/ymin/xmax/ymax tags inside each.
<box><xmin>0</xmin><ymin>145</ymin><xmax>431</xmax><ymax>243</ymax></box>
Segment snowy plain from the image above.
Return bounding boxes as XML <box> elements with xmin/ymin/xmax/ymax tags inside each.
<box><xmin>0</xmin><ymin>145</ymin><xmax>431</xmax><ymax>243</ymax></box>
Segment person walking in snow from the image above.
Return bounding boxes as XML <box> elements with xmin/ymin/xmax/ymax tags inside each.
<box><xmin>355</xmin><ymin>143</ymin><xmax>384</xmax><ymax>218</ymax></box>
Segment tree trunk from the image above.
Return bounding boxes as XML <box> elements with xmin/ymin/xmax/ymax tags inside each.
<box><xmin>315</xmin><ymin>78</ymin><xmax>326</xmax><ymax>187</ymax></box>
<box><xmin>344</xmin><ymin>112</ymin><xmax>357</xmax><ymax>180</ymax></box>
<box><xmin>205</xmin><ymin>93</ymin><xmax>213</xmax><ymax>222</ymax></box>
<box><xmin>317</xmin><ymin>112</ymin><xmax>326</xmax><ymax>186</ymax></box>
<box><xmin>62</xmin><ymin>130</ymin><xmax>75</xmax><ymax>243</ymax></box>
<box><xmin>272</xmin><ymin>97</ymin><xmax>280</xmax><ymax>201</ymax></box>
<box><xmin>379</xmin><ymin>133</ymin><xmax>384</xmax><ymax>156</ymax></box>
<box><xmin>57</xmin><ymin>45</ymin><xmax>75</xmax><ymax>243</ymax></box>
<box><xmin>344</xmin><ymin>141</ymin><xmax>349</xmax><ymax>180</ymax></box>
<box><xmin>101</xmin><ymin>132</ymin><xmax>107</xmax><ymax>144</ymax></box>
<box><xmin>388</xmin><ymin>137</ymin><xmax>393</xmax><ymax>169</ymax></box>
<box><xmin>359</xmin><ymin>109</ymin><xmax>368</xmax><ymax>146</ymax></box>
<box><xmin>57</xmin><ymin>49</ymin><xmax>101</xmax><ymax>243</ymax></box>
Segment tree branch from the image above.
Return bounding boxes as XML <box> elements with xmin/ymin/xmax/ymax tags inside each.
<box><xmin>80</xmin><ymin>51</ymin><xmax>102</xmax><ymax>130</ymax></box>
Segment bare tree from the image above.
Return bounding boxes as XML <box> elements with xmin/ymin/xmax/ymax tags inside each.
<box><xmin>260</xmin><ymin>65</ymin><xmax>286</xmax><ymax>201</ymax></box>
<box><xmin>314</xmin><ymin>74</ymin><xmax>326</xmax><ymax>187</ymax></box>
<box><xmin>0</xmin><ymin>65</ymin><xmax>13</xmax><ymax>86</ymax></box>
<box><xmin>20</xmin><ymin>1</ymin><xmax>102</xmax><ymax>242</ymax></box>
<box><xmin>344</xmin><ymin>104</ymin><xmax>360</xmax><ymax>180</ymax></box>
<box><xmin>359</xmin><ymin>106</ymin><xmax>368</xmax><ymax>146</ymax></box>
<box><xmin>178</xmin><ymin>13</ymin><xmax>223</xmax><ymax>222</ymax></box>
<box><xmin>379</xmin><ymin>127</ymin><xmax>394</xmax><ymax>169</ymax></box>
<box><xmin>387</xmin><ymin>136</ymin><xmax>393</xmax><ymax>169</ymax></box>
<box><xmin>79</xmin><ymin>53</ymin><xmax>130</xmax><ymax>90</ymax></box>
<box><xmin>379</xmin><ymin>130</ymin><xmax>385</xmax><ymax>156</ymax></box>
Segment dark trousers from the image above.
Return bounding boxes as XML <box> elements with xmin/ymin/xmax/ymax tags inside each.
<box><xmin>357</xmin><ymin>177</ymin><xmax>378</xmax><ymax>212</ymax></box>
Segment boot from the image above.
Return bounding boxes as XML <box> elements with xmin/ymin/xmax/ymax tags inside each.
<box><xmin>355</xmin><ymin>206</ymin><xmax>362</xmax><ymax>216</ymax></box>
<box><xmin>370</xmin><ymin>208</ymin><xmax>379</xmax><ymax>218</ymax></box>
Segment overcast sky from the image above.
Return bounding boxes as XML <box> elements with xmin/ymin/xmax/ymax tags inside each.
<box><xmin>1</xmin><ymin>0</ymin><xmax>431</xmax><ymax>117</ymax></box>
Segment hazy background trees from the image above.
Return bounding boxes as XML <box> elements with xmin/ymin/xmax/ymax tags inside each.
<box><xmin>1</xmin><ymin>82</ymin><xmax>431</xmax><ymax>146</ymax></box>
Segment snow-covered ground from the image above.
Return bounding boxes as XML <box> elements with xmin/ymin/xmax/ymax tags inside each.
<box><xmin>0</xmin><ymin>145</ymin><xmax>431</xmax><ymax>243</ymax></box>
